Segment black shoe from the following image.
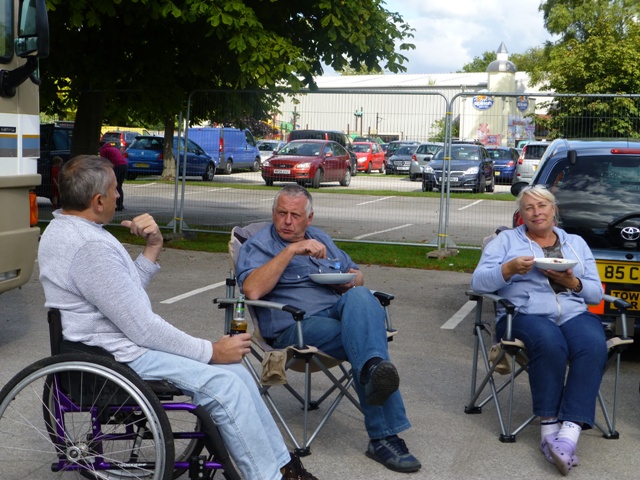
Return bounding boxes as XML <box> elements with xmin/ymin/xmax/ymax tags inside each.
<box><xmin>366</xmin><ymin>435</ymin><xmax>422</xmax><ymax>473</ymax></box>
<box><xmin>364</xmin><ymin>360</ymin><xmax>399</xmax><ymax>406</ymax></box>
<box><xmin>281</xmin><ymin>453</ymin><xmax>318</xmax><ymax>480</ymax></box>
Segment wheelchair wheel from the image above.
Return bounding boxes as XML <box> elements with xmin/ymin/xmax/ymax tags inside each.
<box><xmin>0</xmin><ymin>353</ymin><xmax>174</xmax><ymax>480</ymax></box>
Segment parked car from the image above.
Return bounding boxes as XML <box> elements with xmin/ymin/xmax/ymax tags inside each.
<box><xmin>256</xmin><ymin>140</ymin><xmax>285</xmax><ymax>165</ymax></box>
<box><xmin>513</xmin><ymin>141</ymin><xmax>549</xmax><ymax>184</ymax></box>
<box><xmin>352</xmin><ymin>141</ymin><xmax>386</xmax><ymax>173</ymax></box>
<box><xmin>511</xmin><ymin>138</ymin><xmax>640</xmax><ymax>336</ymax></box>
<box><xmin>124</xmin><ymin>135</ymin><xmax>217</xmax><ymax>181</ymax></box>
<box><xmin>384</xmin><ymin>140</ymin><xmax>421</xmax><ymax>159</ymax></box>
<box><xmin>486</xmin><ymin>146</ymin><xmax>519</xmax><ymax>184</ymax></box>
<box><xmin>188</xmin><ymin>127</ymin><xmax>261</xmax><ymax>174</ymax></box>
<box><xmin>422</xmin><ymin>144</ymin><xmax>494</xmax><ymax>193</ymax></box>
<box><xmin>100</xmin><ymin>130</ymin><xmax>140</xmax><ymax>153</ymax></box>
<box><xmin>385</xmin><ymin>144</ymin><xmax>419</xmax><ymax>175</ymax></box>
<box><xmin>36</xmin><ymin>122</ymin><xmax>74</xmax><ymax>200</ymax></box>
<box><xmin>261</xmin><ymin>139</ymin><xmax>351</xmax><ymax>188</ymax></box>
<box><xmin>409</xmin><ymin>142</ymin><xmax>443</xmax><ymax>181</ymax></box>
<box><xmin>288</xmin><ymin>129</ymin><xmax>357</xmax><ymax>176</ymax></box>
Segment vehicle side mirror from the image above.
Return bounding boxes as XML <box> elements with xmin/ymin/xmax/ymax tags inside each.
<box><xmin>511</xmin><ymin>181</ymin><xmax>529</xmax><ymax>196</ymax></box>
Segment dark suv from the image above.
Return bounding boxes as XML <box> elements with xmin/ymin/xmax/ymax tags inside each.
<box><xmin>36</xmin><ymin>123</ymin><xmax>73</xmax><ymax>200</ymax></box>
<box><xmin>288</xmin><ymin>130</ymin><xmax>357</xmax><ymax>176</ymax></box>
<box><xmin>422</xmin><ymin>144</ymin><xmax>494</xmax><ymax>193</ymax></box>
<box><xmin>511</xmin><ymin>138</ymin><xmax>640</xmax><ymax>336</ymax></box>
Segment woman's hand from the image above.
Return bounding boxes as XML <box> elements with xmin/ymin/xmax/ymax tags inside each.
<box><xmin>502</xmin><ymin>256</ymin><xmax>535</xmax><ymax>281</ymax></box>
<box><xmin>540</xmin><ymin>267</ymin><xmax>582</xmax><ymax>291</ymax></box>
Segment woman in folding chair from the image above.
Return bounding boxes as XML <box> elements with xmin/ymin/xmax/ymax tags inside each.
<box><xmin>470</xmin><ymin>185</ymin><xmax>607</xmax><ymax>476</ymax></box>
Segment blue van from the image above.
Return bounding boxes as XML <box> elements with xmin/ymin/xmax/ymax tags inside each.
<box><xmin>187</xmin><ymin>127</ymin><xmax>261</xmax><ymax>174</ymax></box>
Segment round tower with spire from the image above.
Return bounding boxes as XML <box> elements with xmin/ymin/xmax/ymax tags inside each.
<box><xmin>487</xmin><ymin>42</ymin><xmax>516</xmax><ymax>93</ymax></box>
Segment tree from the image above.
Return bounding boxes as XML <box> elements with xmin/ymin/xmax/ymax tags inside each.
<box><xmin>459</xmin><ymin>47</ymin><xmax>546</xmax><ymax>73</ymax></box>
<box><xmin>532</xmin><ymin>1</ymin><xmax>640</xmax><ymax>137</ymax></box>
<box><xmin>42</xmin><ymin>0</ymin><xmax>415</xmax><ymax>175</ymax></box>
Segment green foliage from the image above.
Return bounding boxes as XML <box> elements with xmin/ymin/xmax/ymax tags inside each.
<box><xmin>532</xmin><ymin>2</ymin><xmax>640</xmax><ymax>137</ymax></box>
<box><xmin>459</xmin><ymin>47</ymin><xmax>546</xmax><ymax>74</ymax></box>
<box><xmin>459</xmin><ymin>51</ymin><xmax>496</xmax><ymax>73</ymax></box>
<box><xmin>430</xmin><ymin>116</ymin><xmax>459</xmax><ymax>142</ymax></box>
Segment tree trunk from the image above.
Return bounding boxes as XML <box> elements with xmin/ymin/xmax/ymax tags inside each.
<box><xmin>71</xmin><ymin>90</ymin><xmax>106</xmax><ymax>158</ymax></box>
<box><xmin>162</xmin><ymin>115</ymin><xmax>176</xmax><ymax>179</ymax></box>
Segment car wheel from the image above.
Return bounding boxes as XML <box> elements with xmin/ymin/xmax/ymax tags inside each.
<box><xmin>340</xmin><ymin>168</ymin><xmax>351</xmax><ymax>187</ymax></box>
<box><xmin>127</xmin><ymin>172</ymin><xmax>138</xmax><ymax>181</ymax></box>
<box><xmin>223</xmin><ymin>159</ymin><xmax>233</xmax><ymax>175</ymax></box>
<box><xmin>366</xmin><ymin>162</ymin><xmax>372</xmax><ymax>174</ymax></box>
<box><xmin>486</xmin><ymin>176</ymin><xmax>495</xmax><ymax>193</ymax></box>
<box><xmin>264</xmin><ymin>179</ymin><xmax>274</xmax><ymax>186</ymax></box>
<box><xmin>379</xmin><ymin>163</ymin><xmax>386</xmax><ymax>174</ymax></box>
<box><xmin>311</xmin><ymin>169</ymin><xmax>323</xmax><ymax>188</ymax></box>
<box><xmin>251</xmin><ymin>158</ymin><xmax>260</xmax><ymax>172</ymax></box>
<box><xmin>202</xmin><ymin>162</ymin><xmax>215</xmax><ymax>181</ymax></box>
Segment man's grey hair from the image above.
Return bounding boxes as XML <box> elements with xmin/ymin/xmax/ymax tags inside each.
<box><xmin>272</xmin><ymin>184</ymin><xmax>314</xmax><ymax>216</ymax></box>
<box><xmin>58</xmin><ymin>155</ymin><xmax>114</xmax><ymax>211</ymax></box>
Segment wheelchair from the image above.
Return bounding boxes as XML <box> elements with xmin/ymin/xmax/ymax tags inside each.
<box><xmin>0</xmin><ymin>310</ymin><xmax>240</xmax><ymax>480</ymax></box>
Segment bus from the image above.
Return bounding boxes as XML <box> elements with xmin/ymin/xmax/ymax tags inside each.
<box><xmin>0</xmin><ymin>0</ymin><xmax>49</xmax><ymax>294</ymax></box>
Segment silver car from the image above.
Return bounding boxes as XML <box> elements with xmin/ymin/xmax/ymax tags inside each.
<box><xmin>409</xmin><ymin>142</ymin><xmax>443</xmax><ymax>181</ymax></box>
<box><xmin>512</xmin><ymin>141</ymin><xmax>549</xmax><ymax>184</ymax></box>
<box><xmin>256</xmin><ymin>140</ymin><xmax>285</xmax><ymax>165</ymax></box>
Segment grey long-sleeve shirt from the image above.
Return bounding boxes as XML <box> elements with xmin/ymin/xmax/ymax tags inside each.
<box><xmin>38</xmin><ymin>212</ymin><xmax>212</xmax><ymax>364</ymax></box>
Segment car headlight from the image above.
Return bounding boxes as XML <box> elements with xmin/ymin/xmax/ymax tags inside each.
<box><xmin>465</xmin><ymin>166</ymin><xmax>479</xmax><ymax>174</ymax></box>
<box><xmin>424</xmin><ymin>165</ymin><xmax>434</xmax><ymax>174</ymax></box>
<box><xmin>296</xmin><ymin>162</ymin><xmax>311</xmax><ymax>169</ymax></box>
<box><xmin>263</xmin><ymin>160</ymin><xmax>271</xmax><ymax>167</ymax></box>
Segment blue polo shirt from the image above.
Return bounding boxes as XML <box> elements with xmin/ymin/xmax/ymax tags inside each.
<box><xmin>236</xmin><ymin>224</ymin><xmax>358</xmax><ymax>339</ymax></box>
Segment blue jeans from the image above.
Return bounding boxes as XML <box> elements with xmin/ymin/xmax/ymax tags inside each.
<box><xmin>496</xmin><ymin>311</ymin><xmax>608</xmax><ymax>427</ymax></box>
<box><xmin>272</xmin><ymin>286</ymin><xmax>411</xmax><ymax>439</ymax></box>
<box><xmin>128</xmin><ymin>350</ymin><xmax>290</xmax><ymax>480</ymax></box>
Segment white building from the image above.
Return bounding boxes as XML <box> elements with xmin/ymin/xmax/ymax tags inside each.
<box><xmin>275</xmin><ymin>43</ymin><xmax>551</xmax><ymax>146</ymax></box>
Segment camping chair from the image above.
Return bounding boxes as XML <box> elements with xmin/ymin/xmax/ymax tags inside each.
<box><xmin>464</xmin><ymin>290</ymin><xmax>633</xmax><ymax>443</ymax></box>
<box><xmin>213</xmin><ymin>222</ymin><xmax>397</xmax><ymax>456</ymax></box>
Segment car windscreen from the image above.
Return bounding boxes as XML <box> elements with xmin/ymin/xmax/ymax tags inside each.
<box><xmin>258</xmin><ymin>142</ymin><xmax>277</xmax><ymax>151</ymax></box>
<box><xmin>352</xmin><ymin>144</ymin><xmax>371</xmax><ymax>153</ymax></box>
<box><xmin>394</xmin><ymin>146</ymin><xmax>416</xmax><ymax>156</ymax></box>
<box><xmin>279</xmin><ymin>142</ymin><xmax>322</xmax><ymax>156</ymax></box>
<box><xmin>538</xmin><ymin>155</ymin><xmax>640</xmax><ymax>248</ymax></box>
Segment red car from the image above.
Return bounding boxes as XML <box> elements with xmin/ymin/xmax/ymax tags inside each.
<box><xmin>352</xmin><ymin>141</ymin><xmax>386</xmax><ymax>173</ymax></box>
<box><xmin>261</xmin><ymin>139</ymin><xmax>352</xmax><ymax>188</ymax></box>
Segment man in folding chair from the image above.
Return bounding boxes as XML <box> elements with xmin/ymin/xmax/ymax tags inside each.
<box><xmin>38</xmin><ymin>156</ymin><xmax>318</xmax><ymax>480</ymax></box>
<box><xmin>236</xmin><ymin>184</ymin><xmax>421</xmax><ymax>474</ymax></box>
<box><xmin>471</xmin><ymin>185</ymin><xmax>607</xmax><ymax>476</ymax></box>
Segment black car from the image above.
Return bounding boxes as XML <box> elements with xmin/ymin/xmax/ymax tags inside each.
<box><xmin>511</xmin><ymin>138</ymin><xmax>640</xmax><ymax>337</ymax></box>
<box><xmin>422</xmin><ymin>144</ymin><xmax>494</xmax><ymax>193</ymax></box>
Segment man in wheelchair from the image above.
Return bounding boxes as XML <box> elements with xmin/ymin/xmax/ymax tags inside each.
<box><xmin>38</xmin><ymin>155</ymin><xmax>317</xmax><ymax>480</ymax></box>
<box><xmin>236</xmin><ymin>184</ymin><xmax>421</xmax><ymax>474</ymax></box>
<box><xmin>471</xmin><ymin>185</ymin><xmax>607</xmax><ymax>476</ymax></box>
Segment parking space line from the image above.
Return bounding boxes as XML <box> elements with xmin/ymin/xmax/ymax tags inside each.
<box><xmin>356</xmin><ymin>196</ymin><xmax>393</xmax><ymax>206</ymax></box>
<box><xmin>459</xmin><ymin>200</ymin><xmax>483</xmax><ymax>211</ymax></box>
<box><xmin>353</xmin><ymin>224</ymin><xmax>412</xmax><ymax>240</ymax></box>
<box><xmin>160</xmin><ymin>281</ymin><xmax>226</xmax><ymax>304</ymax></box>
<box><xmin>441</xmin><ymin>300</ymin><xmax>475</xmax><ymax>329</ymax></box>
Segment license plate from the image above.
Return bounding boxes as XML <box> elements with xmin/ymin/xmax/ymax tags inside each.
<box><xmin>442</xmin><ymin>177</ymin><xmax>459</xmax><ymax>182</ymax></box>
<box><xmin>134</xmin><ymin>163</ymin><xmax>149</xmax><ymax>168</ymax></box>
<box><xmin>597</xmin><ymin>261</ymin><xmax>640</xmax><ymax>284</ymax></box>
<box><xmin>494</xmin><ymin>171</ymin><xmax>500</xmax><ymax>176</ymax></box>
<box><xmin>274</xmin><ymin>169</ymin><xmax>290</xmax><ymax>174</ymax></box>
<box><xmin>397</xmin><ymin>166</ymin><xmax>409</xmax><ymax>170</ymax></box>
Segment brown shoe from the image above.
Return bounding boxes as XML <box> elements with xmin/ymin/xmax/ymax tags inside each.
<box><xmin>281</xmin><ymin>453</ymin><xmax>319</xmax><ymax>480</ymax></box>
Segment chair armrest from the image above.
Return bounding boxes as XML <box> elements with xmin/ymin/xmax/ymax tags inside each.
<box><xmin>371</xmin><ymin>290</ymin><xmax>394</xmax><ymax>307</ymax></box>
<box><xmin>603</xmin><ymin>294</ymin><xmax>631</xmax><ymax>311</ymax></box>
<box><xmin>213</xmin><ymin>297</ymin><xmax>306</xmax><ymax>321</ymax></box>
<box><xmin>466</xmin><ymin>290</ymin><xmax>515</xmax><ymax>312</ymax></box>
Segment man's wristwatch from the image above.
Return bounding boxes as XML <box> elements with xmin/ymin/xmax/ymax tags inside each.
<box><xmin>571</xmin><ymin>278</ymin><xmax>583</xmax><ymax>293</ymax></box>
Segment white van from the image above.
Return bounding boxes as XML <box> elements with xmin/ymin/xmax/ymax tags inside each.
<box><xmin>187</xmin><ymin>127</ymin><xmax>261</xmax><ymax>174</ymax></box>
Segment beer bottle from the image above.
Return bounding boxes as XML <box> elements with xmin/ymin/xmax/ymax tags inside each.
<box><xmin>230</xmin><ymin>294</ymin><xmax>247</xmax><ymax>336</ymax></box>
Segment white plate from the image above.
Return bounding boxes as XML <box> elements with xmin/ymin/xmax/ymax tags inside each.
<box><xmin>533</xmin><ymin>258</ymin><xmax>578</xmax><ymax>272</ymax></box>
<box><xmin>309</xmin><ymin>273</ymin><xmax>357</xmax><ymax>285</ymax></box>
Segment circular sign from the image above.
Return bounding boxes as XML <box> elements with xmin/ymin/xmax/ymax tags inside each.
<box><xmin>472</xmin><ymin>95</ymin><xmax>494</xmax><ymax>111</ymax></box>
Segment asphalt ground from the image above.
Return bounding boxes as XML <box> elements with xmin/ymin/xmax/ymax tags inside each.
<box><xmin>1</xmin><ymin>247</ymin><xmax>640</xmax><ymax>479</ymax></box>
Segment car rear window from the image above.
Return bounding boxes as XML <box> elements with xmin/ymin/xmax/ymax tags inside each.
<box><xmin>102</xmin><ymin>133</ymin><xmax>121</xmax><ymax>143</ymax></box>
<box><xmin>524</xmin><ymin>144</ymin><xmax>548</xmax><ymax>159</ymax></box>
<box><xmin>130</xmin><ymin>137</ymin><xmax>163</xmax><ymax>150</ymax></box>
<box><xmin>537</xmin><ymin>154</ymin><xmax>640</xmax><ymax>247</ymax></box>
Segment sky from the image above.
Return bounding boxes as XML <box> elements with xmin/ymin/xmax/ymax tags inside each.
<box><xmin>375</xmin><ymin>0</ymin><xmax>553</xmax><ymax>74</ymax></box>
